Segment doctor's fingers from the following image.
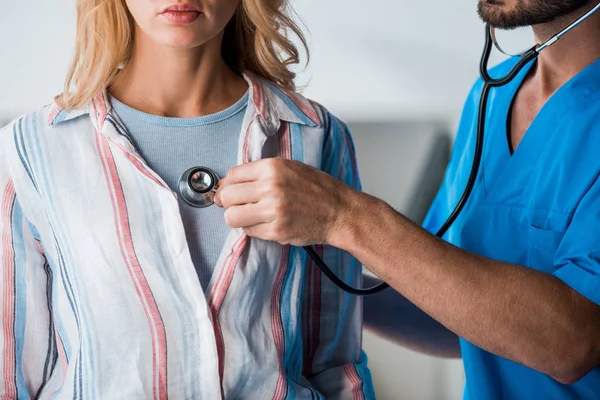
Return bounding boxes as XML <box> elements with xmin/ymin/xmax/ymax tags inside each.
<box><xmin>222</xmin><ymin>158</ymin><xmax>290</xmax><ymax>187</ymax></box>
<box><xmin>241</xmin><ymin>219</ymin><xmax>324</xmax><ymax>246</ymax></box>
<box><xmin>224</xmin><ymin>203</ymin><xmax>275</xmax><ymax>229</ymax></box>
<box><xmin>242</xmin><ymin>223</ymin><xmax>284</xmax><ymax>244</ymax></box>
<box><xmin>217</xmin><ymin>181</ymin><xmax>264</xmax><ymax>208</ymax></box>
<box><xmin>216</xmin><ymin>176</ymin><xmax>290</xmax><ymax>208</ymax></box>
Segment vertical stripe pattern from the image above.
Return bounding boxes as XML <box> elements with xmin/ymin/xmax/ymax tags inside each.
<box><xmin>344</xmin><ymin>364</ymin><xmax>366</xmax><ymax>400</ymax></box>
<box><xmin>207</xmin><ymin>234</ymin><xmax>247</xmax><ymax>392</ymax></box>
<box><xmin>96</xmin><ymin>132</ymin><xmax>168</xmax><ymax>400</ymax></box>
<box><xmin>0</xmin><ymin>72</ymin><xmax>374</xmax><ymax>399</ymax></box>
<box><xmin>302</xmin><ymin>245</ymin><xmax>323</xmax><ymax>378</ymax></box>
<box><xmin>270</xmin><ymin>246</ymin><xmax>290</xmax><ymax>400</ymax></box>
<box><xmin>206</xmin><ymin>108</ymin><xmax>256</xmax><ymax>394</ymax></box>
<box><xmin>2</xmin><ymin>180</ymin><xmax>17</xmax><ymax>399</ymax></box>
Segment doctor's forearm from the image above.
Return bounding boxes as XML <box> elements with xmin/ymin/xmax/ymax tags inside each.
<box><xmin>363</xmin><ymin>274</ymin><xmax>461</xmax><ymax>358</ymax></box>
<box><xmin>335</xmin><ymin>193</ymin><xmax>600</xmax><ymax>383</ymax></box>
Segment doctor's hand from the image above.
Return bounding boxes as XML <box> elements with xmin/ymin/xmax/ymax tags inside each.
<box><xmin>214</xmin><ymin>158</ymin><xmax>362</xmax><ymax>247</ymax></box>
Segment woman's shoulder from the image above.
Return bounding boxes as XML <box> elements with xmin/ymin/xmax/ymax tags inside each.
<box><xmin>0</xmin><ymin>102</ymin><xmax>91</xmax><ymax>181</ymax></box>
<box><xmin>0</xmin><ymin>110</ymin><xmax>40</xmax><ymax>156</ymax></box>
<box><xmin>288</xmin><ymin>93</ymin><xmax>349</xmax><ymax>137</ymax></box>
<box><xmin>279</xmin><ymin>88</ymin><xmax>348</xmax><ymax>132</ymax></box>
<box><xmin>2</xmin><ymin>101</ymin><xmax>89</xmax><ymax>140</ymax></box>
<box><xmin>0</xmin><ymin>110</ymin><xmax>47</xmax><ymax>200</ymax></box>
<box><xmin>0</xmin><ymin>108</ymin><xmax>59</xmax><ymax>225</ymax></box>
<box><xmin>1</xmin><ymin>105</ymin><xmax>53</xmax><ymax>157</ymax></box>
<box><xmin>4</xmin><ymin>100</ymin><xmax>95</xmax><ymax>147</ymax></box>
<box><xmin>250</xmin><ymin>76</ymin><xmax>347</xmax><ymax>132</ymax></box>
<box><xmin>0</xmin><ymin>107</ymin><xmax>51</xmax><ymax>180</ymax></box>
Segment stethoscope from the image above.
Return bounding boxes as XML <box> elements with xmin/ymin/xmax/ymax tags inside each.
<box><xmin>179</xmin><ymin>167</ymin><xmax>221</xmax><ymax>208</ymax></box>
<box><xmin>179</xmin><ymin>2</ymin><xmax>600</xmax><ymax>296</ymax></box>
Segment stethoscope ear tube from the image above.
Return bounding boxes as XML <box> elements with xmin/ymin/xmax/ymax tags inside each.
<box><xmin>481</xmin><ymin>25</ymin><xmax>539</xmax><ymax>87</ymax></box>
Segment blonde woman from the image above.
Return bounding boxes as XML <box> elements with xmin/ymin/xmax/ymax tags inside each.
<box><xmin>0</xmin><ymin>0</ymin><xmax>374</xmax><ymax>399</ymax></box>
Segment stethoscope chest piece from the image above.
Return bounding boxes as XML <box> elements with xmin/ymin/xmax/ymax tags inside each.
<box><xmin>179</xmin><ymin>167</ymin><xmax>220</xmax><ymax>208</ymax></box>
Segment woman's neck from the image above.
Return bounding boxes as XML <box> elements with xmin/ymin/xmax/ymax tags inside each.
<box><xmin>110</xmin><ymin>28</ymin><xmax>247</xmax><ymax>118</ymax></box>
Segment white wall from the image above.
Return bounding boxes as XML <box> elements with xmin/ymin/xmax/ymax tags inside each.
<box><xmin>293</xmin><ymin>0</ymin><xmax>532</xmax><ymax>127</ymax></box>
<box><xmin>0</xmin><ymin>0</ymin><xmax>532</xmax><ymax>122</ymax></box>
<box><xmin>0</xmin><ymin>0</ymin><xmax>76</xmax><ymax>118</ymax></box>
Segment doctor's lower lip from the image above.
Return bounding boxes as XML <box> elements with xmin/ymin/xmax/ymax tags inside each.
<box><xmin>160</xmin><ymin>11</ymin><xmax>202</xmax><ymax>24</ymax></box>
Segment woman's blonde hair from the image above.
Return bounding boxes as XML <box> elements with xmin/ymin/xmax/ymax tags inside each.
<box><xmin>57</xmin><ymin>0</ymin><xmax>308</xmax><ymax>110</ymax></box>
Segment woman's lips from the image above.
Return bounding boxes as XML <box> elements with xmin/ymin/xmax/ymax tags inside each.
<box><xmin>161</xmin><ymin>10</ymin><xmax>201</xmax><ymax>24</ymax></box>
<box><xmin>160</xmin><ymin>4</ymin><xmax>202</xmax><ymax>25</ymax></box>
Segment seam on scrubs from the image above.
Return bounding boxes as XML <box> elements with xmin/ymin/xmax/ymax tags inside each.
<box><xmin>473</xmin><ymin>200</ymin><xmax>574</xmax><ymax>216</ymax></box>
<box><xmin>481</xmin><ymin>148</ymin><xmax>489</xmax><ymax>198</ymax></box>
<box><xmin>527</xmin><ymin>225</ymin><xmax>565</xmax><ymax>252</ymax></box>
<box><xmin>577</xmin><ymin>83</ymin><xmax>600</xmax><ymax>100</ymax></box>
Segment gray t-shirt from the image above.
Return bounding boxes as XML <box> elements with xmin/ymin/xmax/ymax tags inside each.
<box><xmin>109</xmin><ymin>92</ymin><xmax>248</xmax><ymax>291</ymax></box>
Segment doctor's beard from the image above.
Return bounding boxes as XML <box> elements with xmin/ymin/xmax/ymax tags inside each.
<box><xmin>478</xmin><ymin>0</ymin><xmax>592</xmax><ymax>29</ymax></box>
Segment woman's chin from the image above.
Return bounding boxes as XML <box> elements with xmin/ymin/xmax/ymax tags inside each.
<box><xmin>153</xmin><ymin>32</ymin><xmax>211</xmax><ymax>51</ymax></box>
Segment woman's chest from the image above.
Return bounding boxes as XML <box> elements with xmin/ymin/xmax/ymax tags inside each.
<box><xmin>27</xmin><ymin>120</ymin><xmax>308</xmax><ymax>331</ymax></box>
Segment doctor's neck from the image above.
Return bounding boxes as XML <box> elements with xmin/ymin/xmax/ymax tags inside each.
<box><xmin>531</xmin><ymin>2</ymin><xmax>600</xmax><ymax>92</ymax></box>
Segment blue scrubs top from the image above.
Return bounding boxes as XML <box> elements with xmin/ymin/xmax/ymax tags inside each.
<box><xmin>423</xmin><ymin>57</ymin><xmax>600</xmax><ymax>399</ymax></box>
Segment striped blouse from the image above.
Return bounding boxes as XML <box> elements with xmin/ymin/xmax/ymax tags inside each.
<box><xmin>0</xmin><ymin>74</ymin><xmax>375</xmax><ymax>399</ymax></box>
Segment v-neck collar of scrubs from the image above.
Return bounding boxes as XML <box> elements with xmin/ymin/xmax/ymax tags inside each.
<box><xmin>481</xmin><ymin>57</ymin><xmax>600</xmax><ymax>202</ymax></box>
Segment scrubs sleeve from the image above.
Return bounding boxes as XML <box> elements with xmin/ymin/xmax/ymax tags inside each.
<box><xmin>423</xmin><ymin>79</ymin><xmax>484</xmax><ymax>239</ymax></box>
<box><xmin>554</xmin><ymin>174</ymin><xmax>600</xmax><ymax>306</ymax></box>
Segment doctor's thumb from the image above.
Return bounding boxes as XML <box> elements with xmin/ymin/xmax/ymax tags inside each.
<box><xmin>214</xmin><ymin>189</ymin><xmax>223</xmax><ymax>208</ymax></box>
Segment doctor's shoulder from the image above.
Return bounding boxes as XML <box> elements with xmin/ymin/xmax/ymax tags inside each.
<box><xmin>566</xmin><ymin>88</ymin><xmax>600</xmax><ymax>147</ymax></box>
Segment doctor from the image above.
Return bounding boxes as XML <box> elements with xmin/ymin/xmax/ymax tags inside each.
<box><xmin>216</xmin><ymin>0</ymin><xmax>600</xmax><ymax>398</ymax></box>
